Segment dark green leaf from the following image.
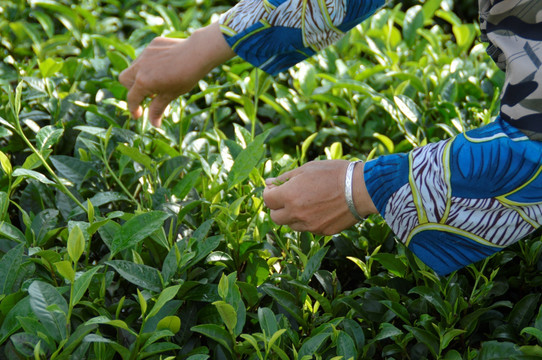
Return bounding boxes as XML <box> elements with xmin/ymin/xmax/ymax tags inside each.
<box><xmin>191</xmin><ymin>324</ymin><xmax>233</xmax><ymax>354</ymax></box>
<box><xmin>50</xmin><ymin>155</ymin><xmax>95</xmax><ymax>187</ymax></box>
<box><xmin>106</xmin><ymin>260</ymin><xmax>162</xmax><ymax>292</ymax></box>
<box><xmin>227</xmin><ymin>130</ymin><xmax>269</xmax><ymax>188</ymax></box>
<box><xmin>110</xmin><ymin>211</ymin><xmax>170</xmax><ymax>256</ymax></box>
<box><xmin>301</xmin><ymin>247</ymin><xmax>328</xmax><ymax>283</ymax></box>
<box><xmin>258</xmin><ymin>307</ymin><xmax>278</xmax><ymax>338</ymax></box>
<box><xmin>404</xmin><ymin>326</ymin><xmax>439</xmax><ymax>358</ymax></box>
<box><xmin>147</xmin><ymin>284</ymin><xmax>181</xmax><ymax>319</ymax></box>
<box><xmin>298</xmin><ymin>333</ymin><xmax>330</xmax><ymax>359</ymax></box>
<box><xmin>36</xmin><ymin>125</ymin><xmax>63</xmax><ymax>151</ymax></box>
<box><xmin>73</xmin><ymin>266</ymin><xmax>103</xmax><ymax>305</ymax></box>
<box><xmin>172</xmin><ymin>170</ymin><xmax>201</xmax><ymax>200</ymax></box>
<box><xmin>509</xmin><ymin>294</ymin><xmax>541</xmax><ymax>331</ymax></box>
<box><xmin>477</xmin><ymin>341</ymin><xmax>522</xmax><ymax>360</ymax></box>
<box><xmin>337</xmin><ymin>331</ymin><xmax>357</xmax><ymax>360</ymax></box>
<box><xmin>28</xmin><ymin>281</ymin><xmax>68</xmax><ymax>342</ymax></box>
<box><xmin>0</xmin><ymin>244</ymin><xmax>24</xmax><ymax>295</ymax></box>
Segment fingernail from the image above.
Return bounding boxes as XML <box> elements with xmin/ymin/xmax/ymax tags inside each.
<box><xmin>265</xmin><ymin>178</ymin><xmax>275</xmax><ymax>185</ymax></box>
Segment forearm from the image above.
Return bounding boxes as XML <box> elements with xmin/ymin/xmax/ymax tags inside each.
<box><xmin>190</xmin><ymin>22</ymin><xmax>235</xmax><ymax>74</ymax></box>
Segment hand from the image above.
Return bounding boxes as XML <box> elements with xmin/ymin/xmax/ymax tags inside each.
<box><xmin>263</xmin><ymin>160</ymin><xmax>378</xmax><ymax>236</ymax></box>
<box><xmin>119</xmin><ymin>22</ymin><xmax>235</xmax><ymax>127</ymax></box>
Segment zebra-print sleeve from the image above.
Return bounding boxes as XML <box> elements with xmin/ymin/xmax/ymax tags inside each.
<box><xmin>218</xmin><ymin>0</ymin><xmax>384</xmax><ymax>75</ymax></box>
<box><xmin>364</xmin><ymin>118</ymin><xmax>542</xmax><ymax>276</ymax></box>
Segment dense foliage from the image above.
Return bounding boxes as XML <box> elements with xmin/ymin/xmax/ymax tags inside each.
<box><xmin>1</xmin><ymin>0</ymin><xmax>542</xmax><ymax>359</ymax></box>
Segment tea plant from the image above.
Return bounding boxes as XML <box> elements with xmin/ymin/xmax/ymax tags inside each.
<box><xmin>0</xmin><ymin>0</ymin><xmax>541</xmax><ymax>359</ymax></box>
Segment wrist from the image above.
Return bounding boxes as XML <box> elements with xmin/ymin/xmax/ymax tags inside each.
<box><xmin>351</xmin><ymin>161</ymin><xmax>378</xmax><ymax>218</ymax></box>
<box><xmin>190</xmin><ymin>22</ymin><xmax>235</xmax><ymax>72</ymax></box>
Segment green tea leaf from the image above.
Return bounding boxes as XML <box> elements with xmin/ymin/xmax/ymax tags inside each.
<box><xmin>298</xmin><ymin>333</ymin><xmax>330</xmax><ymax>359</ymax></box>
<box><xmin>84</xmin><ymin>316</ymin><xmax>137</xmax><ymax>336</ymax></box>
<box><xmin>260</xmin><ymin>284</ymin><xmax>306</xmax><ymax>328</ymax></box>
<box><xmin>12</xmin><ymin>169</ymin><xmax>55</xmax><ymax>185</ymax></box>
<box><xmin>336</xmin><ymin>331</ymin><xmax>357</xmax><ymax>360</ymax></box>
<box><xmin>72</xmin><ymin>266</ymin><xmax>103</xmax><ymax>305</ymax></box>
<box><xmin>36</xmin><ymin>126</ymin><xmax>63</xmax><ymax>152</ymax></box>
<box><xmin>110</xmin><ymin>211</ymin><xmax>170</xmax><ymax>257</ymax></box>
<box><xmin>147</xmin><ymin>284</ymin><xmax>181</xmax><ymax>319</ymax></box>
<box><xmin>227</xmin><ymin>130</ymin><xmax>269</xmax><ymax>188</ymax></box>
<box><xmin>50</xmin><ymin>155</ymin><xmax>94</xmax><ymax>187</ymax></box>
<box><xmin>477</xmin><ymin>341</ymin><xmax>522</xmax><ymax>360</ymax></box>
<box><xmin>0</xmin><ymin>244</ymin><xmax>24</xmax><ymax>295</ymax></box>
<box><xmin>67</xmin><ymin>225</ymin><xmax>85</xmax><ymax>263</ymax></box>
<box><xmin>39</xmin><ymin>58</ymin><xmax>63</xmax><ymax>78</ymax></box>
<box><xmin>213</xmin><ymin>301</ymin><xmax>237</xmax><ymax>335</ymax></box>
<box><xmin>0</xmin><ymin>151</ymin><xmax>12</xmax><ymax>176</ymax></box>
<box><xmin>54</xmin><ymin>260</ymin><xmax>75</xmax><ymax>283</ymax></box>
<box><xmin>191</xmin><ymin>324</ymin><xmax>233</xmax><ymax>354</ymax></box>
<box><xmin>156</xmin><ymin>316</ymin><xmax>181</xmax><ymax>334</ymax></box>
<box><xmin>106</xmin><ymin>260</ymin><xmax>162</xmax><ymax>292</ymax></box>
<box><xmin>0</xmin><ymin>222</ymin><xmax>25</xmax><ymax>244</ymax></box>
<box><xmin>403</xmin><ymin>5</ymin><xmax>424</xmax><ymax>45</ymax></box>
<box><xmin>404</xmin><ymin>326</ymin><xmax>439</xmax><ymax>358</ymax></box>
<box><xmin>117</xmin><ymin>144</ymin><xmax>154</xmax><ymax>172</ymax></box>
<box><xmin>509</xmin><ymin>293</ymin><xmax>540</xmax><ymax>331</ymax></box>
<box><xmin>28</xmin><ymin>281</ymin><xmax>68</xmax><ymax>342</ymax></box>
<box><xmin>172</xmin><ymin>169</ymin><xmax>201</xmax><ymax>200</ymax></box>
<box><xmin>301</xmin><ymin>247</ymin><xmax>328</xmax><ymax>283</ymax></box>
<box><xmin>0</xmin><ymin>296</ymin><xmax>31</xmax><ymax>343</ymax></box>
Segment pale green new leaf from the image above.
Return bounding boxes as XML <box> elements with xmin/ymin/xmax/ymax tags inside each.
<box><xmin>67</xmin><ymin>225</ymin><xmax>85</xmax><ymax>263</ymax></box>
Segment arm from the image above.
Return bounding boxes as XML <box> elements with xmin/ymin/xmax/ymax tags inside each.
<box><xmin>263</xmin><ymin>160</ymin><xmax>378</xmax><ymax>236</ymax></box>
<box><xmin>119</xmin><ymin>23</ymin><xmax>235</xmax><ymax>126</ymax></box>
<box><xmin>119</xmin><ymin>0</ymin><xmax>385</xmax><ymax>125</ymax></box>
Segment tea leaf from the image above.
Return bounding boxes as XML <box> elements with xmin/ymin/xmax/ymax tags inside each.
<box><xmin>106</xmin><ymin>260</ymin><xmax>162</xmax><ymax>292</ymax></box>
<box><xmin>36</xmin><ymin>126</ymin><xmax>64</xmax><ymax>152</ymax></box>
<box><xmin>191</xmin><ymin>324</ymin><xmax>234</xmax><ymax>354</ymax></box>
<box><xmin>213</xmin><ymin>301</ymin><xmax>237</xmax><ymax>335</ymax></box>
<box><xmin>12</xmin><ymin>169</ymin><xmax>55</xmax><ymax>185</ymax></box>
<box><xmin>67</xmin><ymin>225</ymin><xmax>85</xmax><ymax>263</ymax></box>
<box><xmin>0</xmin><ymin>151</ymin><xmax>12</xmax><ymax>176</ymax></box>
<box><xmin>298</xmin><ymin>332</ymin><xmax>330</xmax><ymax>359</ymax></box>
<box><xmin>156</xmin><ymin>316</ymin><xmax>181</xmax><ymax>334</ymax></box>
<box><xmin>0</xmin><ymin>245</ymin><xmax>24</xmax><ymax>296</ymax></box>
<box><xmin>28</xmin><ymin>281</ymin><xmax>68</xmax><ymax>342</ymax></box>
<box><xmin>227</xmin><ymin>130</ymin><xmax>269</xmax><ymax>188</ymax></box>
<box><xmin>147</xmin><ymin>284</ymin><xmax>181</xmax><ymax>319</ymax></box>
<box><xmin>72</xmin><ymin>266</ymin><xmax>103</xmax><ymax>305</ymax></box>
<box><xmin>54</xmin><ymin>260</ymin><xmax>75</xmax><ymax>283</ymax></box>
<box><xmin>110</xmin><ymin>211</ymin><xmax>170</xmax><ymax>257</ymax></box>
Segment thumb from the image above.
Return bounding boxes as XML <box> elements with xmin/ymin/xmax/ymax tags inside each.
<box><xmin>148</xmin><ymin>95</ymin><xmax>173</xmax><ymax>127</ymax></box>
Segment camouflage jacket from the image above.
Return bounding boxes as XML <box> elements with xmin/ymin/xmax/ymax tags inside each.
<box><xmin>479</xmin><ymin>0</ymin><xmax>542</xmax><ymax>139</ymax></box>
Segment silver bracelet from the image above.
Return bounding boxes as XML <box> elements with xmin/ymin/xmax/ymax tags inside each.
<box><xmin>345</xmin><ymin>161</ymin><xmax>364</xmax><ymax>222</ymax></box>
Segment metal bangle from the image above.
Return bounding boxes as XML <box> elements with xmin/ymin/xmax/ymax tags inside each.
<box><xmin>345</xmin><ymin>160</ymin><xmax>364</xmax><ymax>222</ymax></box>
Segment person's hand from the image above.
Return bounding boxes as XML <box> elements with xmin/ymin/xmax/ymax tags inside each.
<box><xmin>263</xmin><ymin>160</ymin><xmax>378</xmax><ymax>235</ymax></box>
<box><xmin>119</xmin><ymin>22</ymin><xmax>235</xmax><ymax>127</ymax></box>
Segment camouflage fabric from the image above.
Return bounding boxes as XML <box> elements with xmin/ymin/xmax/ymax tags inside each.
<box><xmin>479</xmin><ymin>0</ymin><xmax>542</xmax><ymax>139</ymax></box>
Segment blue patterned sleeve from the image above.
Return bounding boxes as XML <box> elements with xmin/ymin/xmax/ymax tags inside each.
<box><xmin>218</xmin><ymin>0</ymin><xmax>385</xmax><ymax>75</ymax></box>
<box><xmin>364</xmin><ymin>118</ymin><xmax>542</xmax><ymax>276</ymax></box>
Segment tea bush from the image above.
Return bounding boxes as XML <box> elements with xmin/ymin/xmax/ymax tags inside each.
<box><xmin>0</xmin><ymin>0</ymin><xmax>541</xmax><ymax>359</ymax></box>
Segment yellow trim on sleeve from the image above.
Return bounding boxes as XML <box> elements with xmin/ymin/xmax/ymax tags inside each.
<box><xmin>496</xmin><ymin>165</ymin><xmax>542</xmax><ymax>205</ymax></box>
<box><xmin>316</xmin><ymin>0</ymin><xmax>343</xmax><ymax>35</ymax></box>
<box><xmin>231</xmin><ymin>21</ymin><xmax>270</xmax><ymax>51</ymax></box>
<box><xmin>405</xmin><ymin>223</ymin><xmax>506</xmax><ymax>248</ymax></box>
<box><xmin>220</xmin><ymin>24</ymin><xmax>237</xmax><ymax>37</ymax></box>
<box><xmin>408</xmin><ymin>151</ymin><xmax>428</xmax><ymax>224</ymax></box>
<box><xmin>440</xmin><ymin>139</ymin><xmax>454</xmax><ymax>223</ymax></box>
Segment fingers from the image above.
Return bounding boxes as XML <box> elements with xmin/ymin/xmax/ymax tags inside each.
<box><xmin>262</xmin><ymin>186</ymin><xmax>286</xmax><ymax>210</ymax></box>
<box><xmin>126</xmin><ymin>82</ymin><xmax>149</xmax><ymax>119</ymax></box>
<box><xmin>148</xmin><ymin>95</ymin><xmax>173</xmax><ymax>127</ymax></box>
